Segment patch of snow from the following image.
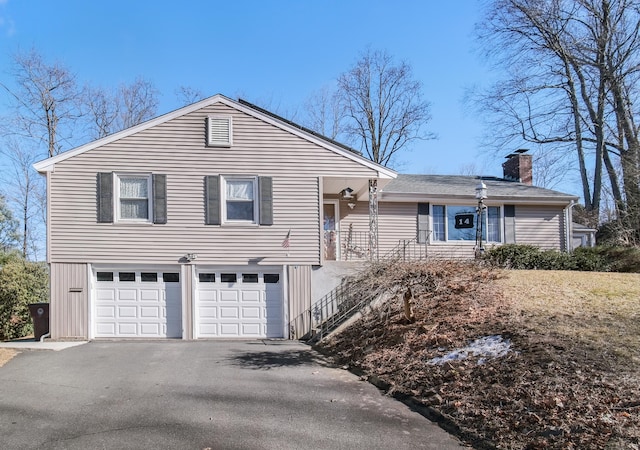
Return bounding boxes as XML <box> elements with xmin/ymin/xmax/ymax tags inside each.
<box><xmin>427</xmin><ymin>335</ymin><xmax>514</xmax><ymax>366</ymax></box>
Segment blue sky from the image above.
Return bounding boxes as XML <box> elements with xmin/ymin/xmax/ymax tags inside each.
<box><xmin>0</xmin><ymin>0</ymin><xmax>507</xmax><ymax>179</ymax></box>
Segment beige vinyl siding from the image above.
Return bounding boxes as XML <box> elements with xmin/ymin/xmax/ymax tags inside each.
<box><xmin>425</xmin><ymin>244</ymin><xmax>475</xmax><ymax>260</ymax></box>
<box><xmin>338</xmin><ymin>201</ymin><xmax>418</xmax><ymax>257</ymax></box>
<box><xmin>50</xmin><ymin>263</ymin><xmax>89</xmax><ymax>339</ymax></box>
<box><xmin>182</xmin><ymin>264</ymin><xmax>194</xmax><ymax>340</ymax></box>
<box><xmin>49</xmin><ymin>104</ymin><xmax>378</xmax><ymax>266</ymax></box>
<box><xmin>287</xmin><ymin>265</ymin><xmax>312</xmax><ymax>339</ymax></box>
<box><xmin>514</xmin><ymin>205</ymin><xmax>566</xmax><ymax>250</ymax></box>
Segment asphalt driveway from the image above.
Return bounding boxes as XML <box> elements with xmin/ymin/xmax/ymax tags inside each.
<box><xmin>0</xmin><ymin>341</ymin><xmax>465</xmax><ymax>449</ymax></box>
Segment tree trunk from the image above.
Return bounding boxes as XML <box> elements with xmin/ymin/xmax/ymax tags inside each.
<box><xmin>403</xmin><ymin>287</ymin><xmax>415</xmax><ymax>323</ymax></box>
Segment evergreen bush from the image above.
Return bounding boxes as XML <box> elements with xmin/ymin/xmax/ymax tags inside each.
<box><xmin>0</xmin><ymin>253</ymin><xmax>49</xmax><ymax>341</ymax></box>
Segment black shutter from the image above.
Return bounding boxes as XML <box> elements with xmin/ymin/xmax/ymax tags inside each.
<box><xmin>205</xmin><ymin>175</ymin><xmax>220</xmax><ymax>225</ymax></box>
<box><xmin>152</xmin><ymin>174</ymin><xmax>167</xmax><ymax>224</ymax></box>
<box><xmin>417</xmin><ymin>203</ymin><xmax>430</xmax><ymax>243</ymax></box>
<box><xmin>504</xmin><ymin>205</ymin><xmax>516</xmax><ymax>243</ymax></box>
<box><xmin>259</xmin><ymin>176</ymin><xmax>273</xmax><ymax>226</ymax></box>
<box><xmin>96</xmin><ymin>172</ymin><xmax>114</xmax><ymax>223</ymax></box>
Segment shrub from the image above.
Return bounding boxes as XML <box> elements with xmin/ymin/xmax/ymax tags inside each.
<box><xmin>571</xmin><ymin>247</ymin><xmax>612</xmax><ymax>272</ymax></box>
<box><xmin>482</xmin><ymin>244</ymin><xmax>542</xmax><ymax>269</ymax></box>
<box><xmin>483</xmin><ymin>244</ymin><xmax>640</xmax><ymax>273</ymax></box>
<box><xmin>0</xmin><ymin>253</ymin><xmax>49</xmax><ymax>341</ymax></box>
<box><xmin>595</xmin><ymin>246</ymin><xmax>640</xmax><ymax>273</ymax></box>
<box><xmin>481</xmin><ymin>244</ymin><xmax>575</xmax><ymax>270</ymax></box>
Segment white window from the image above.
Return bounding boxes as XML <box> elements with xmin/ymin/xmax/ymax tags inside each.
<box><xmin>432</xmin><ymin>205</ymin><xmax>446</xmax><ymax>241</ymax></box>
<box><xmin>222</xmin><ymin>176</ymin><xmax>257</xmax><ymax>223</ymax></box>
<box><xmin>116</xmin><ymin>174</ymin><xmax>152</xmax><ymax>222</ymax></box>
<box><xmin>432</xmin><ymin>205</ymin><xmax>502</xmax><ymax>243</ymax></box>
<box><xmin>207</xmin><ymin>115</ymin><xmax>233</xmax><ymax>147</ymax></box>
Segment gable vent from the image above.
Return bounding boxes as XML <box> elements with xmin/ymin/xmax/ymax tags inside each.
<box><xmin>207</xmin><ymin>115</ymin><xmax>233</xmax><ymax>146</ymax></box>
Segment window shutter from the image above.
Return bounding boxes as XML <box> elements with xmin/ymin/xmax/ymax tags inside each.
<box><xmin>207</xmin><ymin>116</ymin><xmax>232</xmax><ymax>146</ymax></box>
<box><xmin>259</xmin><ymin>176</ymin><xmax>273</xmax><ymax>226</ymax></box>
<box><xmin>204</xmin><ymin>175</ymin><xmax>221</xmax><ymax>225</ymax></box>
<box><xmin>417</xmin><ymin>203</ymin><xmax>430</xmax><ymax>244</ymax></box>
<box><xmin>504</xmin><ymin>205</ymin><xmax>516</xmax><ymax>243</ymax></box>
<box><xmin>152</xmin><ymin>174</ymin><xmax>167</xmax><ymax>224</ymax></box>
<box><xmin>96</xmin><ymin>172</ymin><xmax>114</xmax><ymax>223</ymax></box>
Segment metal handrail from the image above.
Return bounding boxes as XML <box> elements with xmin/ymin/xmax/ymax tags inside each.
<box><xmin>304</xmin><ymin>235</ymin><xmax>432</xmax><ymax>342</ymax></box>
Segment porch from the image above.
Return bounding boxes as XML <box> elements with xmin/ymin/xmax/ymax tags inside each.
<box><xmin>323</xmin><ymin>229</ymin><xmax>431</xmax><ymax>262</ymax></box>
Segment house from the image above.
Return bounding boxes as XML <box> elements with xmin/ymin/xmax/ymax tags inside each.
<box><xmin>34</xmin><ymin>95</ymin><xmax>578</xmax><ymax>341</ymax></box>
<box><xmin>572</xmin><ymin>222</ymin><xmax>597</xmax><ymax>248</ymax></box>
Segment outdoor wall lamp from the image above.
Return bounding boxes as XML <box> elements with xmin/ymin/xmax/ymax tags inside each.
<box><xmin>475</xmin><ymin>181</ymin><xmax>488</xmax><ymax>200</ymax></box>
<box><xmin>341</xmin><ymin>187</ymin><xmax>355</xmax><ymax>200</ymax></box>
<box><xmin>185</xmin><ymin>253</ymin><xmax>198</xmax><ymax>262</ymax></box>
<box><xmin>347</xmin><ymin>200</ymin><xmax>357</xmax><ymax>209</ymax></box>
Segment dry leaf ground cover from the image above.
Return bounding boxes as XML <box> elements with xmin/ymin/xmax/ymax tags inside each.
<box><xmin>0</xmin><ymin>348</ymin><xmax>17</xmax><ymax>367</ymax></box>
<box><xmin>317</xmin><ymin>261</ymin><xmax>640</xmax><ymax>449</ymax></box>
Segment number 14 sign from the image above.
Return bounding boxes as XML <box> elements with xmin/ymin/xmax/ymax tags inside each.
<box><xmin>454</xmin><ymin>214</ymin><xmax>474</xmax><ymax>229</ymax></box>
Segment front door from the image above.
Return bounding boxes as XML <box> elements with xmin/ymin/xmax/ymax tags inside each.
<box><xmin>323</xmin><ymin>201</ymin><xmax>339</xmax><ymax>260</ymax></box>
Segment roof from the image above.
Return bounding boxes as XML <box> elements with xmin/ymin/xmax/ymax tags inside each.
<box><xmin>572</xmin><ymin>222</ymin><xmax>597</xmax><ymax>232</ymax></box>
<box><xmin>237</xmin><ymin>99</ymin><xmax>362</xmax><ymax>156</ymax></box>
<box><xmin>382</xmin><ymin>174</ymin><xmax>579</xmax><ymax>205</ymax></box>
<box><xmin>33</xmin><ymin>94</ymin><xmax>396</xmax><ymax>180</ymax></box>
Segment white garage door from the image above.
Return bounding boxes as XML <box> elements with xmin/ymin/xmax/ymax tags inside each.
<box><xmin>94</xmin><ymin>270</ymin><xmax>182</xmax><ymax>338</ymax></box>
<box><xmin>197</xmin><ymin>269</ymin><xmax>283</xmax><ymax>338</ymax></box>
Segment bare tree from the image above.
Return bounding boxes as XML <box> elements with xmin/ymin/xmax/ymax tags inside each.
<box><xmin>175</xmin><ymin>85</ymin><xmax>206</xmax><ymax>106</ymax></box>
<box><xmin>2</xmin><ymin>48</ymin><xmax>82</xmax><ymax>158</ymax></box>
<box><xmin>85</xmin><ymin>77</ymin><xmax>159</xmax><ymax>138</ymax></box>
<box><xmin>336</xmin><ymin>49</ymin><xmax>433</xmax><ymax>167</ymax></box>
<box><xmin>1</xmin><ymin>139</ymin><xmax>44</xmax><ymax>258</ymax></box>
<box><xmin>302</xmin><ymin>86</ymin><xmax>344</xmax><ymax>140</ymax></box>
<box><xmin>476</xmin><ymin>0</ymin><xmax>640</xmax><ymax>226</ymax></box>
<box><xmin>120</xmin><ymin>77</ymin><xmax>159</xmax><ymax>129</ymax></box>
<box><xmin>84</xmin><ymin>85</ymin><xmax>118</xmax><ymax>139</ymax></box>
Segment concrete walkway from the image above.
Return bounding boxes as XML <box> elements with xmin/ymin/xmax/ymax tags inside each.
<box><xmin>0</xmin><ymin>340</ymin><xmax>466</xmax><ymax>449</ymax></box>
<box><xmin>0</xmin><ymin>338</ymin><xmax>88</xmax><ymax>351</ymax></box>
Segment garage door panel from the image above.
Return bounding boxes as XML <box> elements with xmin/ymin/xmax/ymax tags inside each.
<box><xmin>197</xmin><ymin>269</ymin><xmax>283</xmax><ymax>338</ymax></box>
<box><xmin>140</xmin><ymin>323</ymin><xmax>161</xmax><ymax>335</ymax></box>
<box><xmin>241</xmin><ymin>290</ymin><xmax>260</xmax><ymax>302</ymax></box>
<box><xmin>140</xmin><ymin>306</ymin><xmax>161</xmax><ymax>318</ymax></box>
<box><xmin>118</xmin><ymin>323</ymin><xmax>138</xmax><ymax>335</ymax></box>
<box><xmin>94</xmin><ymin>270</ymin><xmax>182</xmax><ymax>339</ymax></box>
<box><xmin>118</xmin><ymin>306</ymin><xmax>137</xmax><ymax>318</ymax></box>
<box><xmin>200</xmin><ymin>291</ymin><xmax>217</xmax><ymax>302</ymax></box>
<box><xmin>96</xmin><ymin>323</ymin><xmax>116</xmax><ymax>335</ymax></box>
<box><xmin>200</xmin><ymin>307</ymin><xmax>218</xmax><ymax>318</ymax></box>
<box><xmin>241</xmin><ymin>306</ymin><xmax>261</xmax><ymax>319</ymax></box>
<box><xmin>117</xmin><ymin>289</ymin><xmax>138</xmax><ymax>301</ymax></box>
<box><xmin>220</xmin><ymin>290</ymin><xmax>239</xmax><ymax>302</ymax></box>
<box><xmin>220</xmin><ymin>307</ymin><xmax>239</xmax><ymax>319</ymax></box>
<box><xmin>242</xmin><ymin>324</ymin><xmax>261</xmax><ymax>336</ymax></box>
<box><xmin>140</xmin><ymin>290</ymin><xmax>160</xmax><ymax>301</ymax></box>
<box><xmin>220</xmin><ymin>323</ymin><xmax>240</xmax><ymax>335</ymax></box>
<box><xmin>96</xmin><ymin>305</ymin><xmax>115</xmax><ymax>318</ymax></box>
<box><xmin>266</xmin><ymin>325</ymin><xmax>282</xmax><ymax>337</ymax></box>
<box><xmin>199</xmin><ymin>323</ymin><xmax>218</xmax><ymax>335</ymax></box>
<box><xmin>96</xmin><ymin>289</ymin><xmax>116</xmax><ymax>301</ymax></box>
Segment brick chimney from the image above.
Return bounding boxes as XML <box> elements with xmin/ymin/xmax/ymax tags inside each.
<box><xmin>502</xmin><ymin>149</ymin><xmax>533</xmax><ymax>185</ymax></box>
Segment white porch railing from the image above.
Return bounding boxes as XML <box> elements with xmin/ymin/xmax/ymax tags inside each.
<box><xmin>324</xmin><ymin>227</ymin><xmax>371</xmax><ymax>261</ymax></box>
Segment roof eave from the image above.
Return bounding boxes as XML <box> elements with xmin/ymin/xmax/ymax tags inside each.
<box><xmin>380</xmin><ymin>192</ymin><xmax>578</xmax><ymax>205</ymax></box>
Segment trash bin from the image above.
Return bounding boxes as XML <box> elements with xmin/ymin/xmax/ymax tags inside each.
<box><xmin>28</xmin><ymin>303</ymin><xmax>50</xmax><ymax>341</ymax></box>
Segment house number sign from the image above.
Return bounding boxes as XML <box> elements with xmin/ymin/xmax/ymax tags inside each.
<box><xmin>454</xmin><ymin>214</ymin><xmax>474</xmax><ymax>229</ymax></box>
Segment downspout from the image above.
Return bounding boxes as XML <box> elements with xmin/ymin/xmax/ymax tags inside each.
<box><xmin>40</xmin><ymin>332</ymin><xmax>50</xmax><ymax>342</ymax></box>
<box><xmin>564</xmin><ymin>200</ymin><xmax>576</xmax><ymax>253</ymax></box>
